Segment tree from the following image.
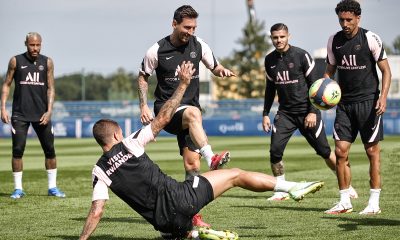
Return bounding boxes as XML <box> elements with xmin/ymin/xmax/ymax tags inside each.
<box><xmin>393</xmin><ymin>35</ymin><xmax>400</xmax><ymax>55</ymax></box>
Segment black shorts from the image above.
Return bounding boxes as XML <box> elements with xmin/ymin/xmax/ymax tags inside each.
<box><xmin>334</xmin><ymin>99</ymin><xmax>384</xmax><ymax>144</ymax></box>
<box><xmin>11</xmin><ymin>119</ymin><xmax>56</xmax><ymax>159</ymax></box>
<box><xmin>270</xmin><ymin>111</ymin><xmax>331</xmax><ymax>163</ymax></box>
<box><xmin>157</xmin><ymin>105</ymin><xmax>199</xmax><ymax>156</ymax></box>
<box><xmin>155</xmin><ymin>175</ymin><xmax>214</xmax><ymax>237</ymax></box>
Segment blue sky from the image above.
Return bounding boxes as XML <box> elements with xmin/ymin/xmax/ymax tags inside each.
<box><xmin>0</xmin><ymin>0</ymin><xmax>398</xmax><ymax>76</ymax></box>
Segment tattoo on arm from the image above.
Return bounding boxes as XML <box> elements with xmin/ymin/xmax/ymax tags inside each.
<box><xmin>138</xmin><ymin>75</ymin><xmax>149</xmax><ymax>107</ymax></box>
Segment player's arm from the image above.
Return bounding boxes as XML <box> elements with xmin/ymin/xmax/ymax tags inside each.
<box><xmin>40</xmin><ymin>57</ymin><xmax>55</xmax><ymax>125</ymax></box>
<box><xmin>262</xmin><ymin>77</ymin><xmax>275</xmax><ymax>133</ymax></box>
<box><xmin>150</xmin><ymin>61</ymin><xmax>195</xmax><ymax>137</ymax></box>
<box><xmin>211</xmin><ymin>64</ymin><xmax>236</xmax><ymax>78</ymax></box>
<box><xmin>323</xmin><ymin>63</ymin><xmax>337</xmax><ymax>79</ymax></box>
<box><xmin>1</xmin><ymin>57</ymin><xmax>16</xmax><ymax>124</ymax></box>
<box><xmin>79</xmin><ymin>199</ymin><xmax>106</xmax><ymax>240</ymax></box>
<box><xmin>375</xmin><ymin>59</ymin><xmax>392</xmax><ymax>115</ymax></box>
<box><xmin>137</xmin><ymin>72</ymin><xmax>154</xmax><ymax>125</ymax></box>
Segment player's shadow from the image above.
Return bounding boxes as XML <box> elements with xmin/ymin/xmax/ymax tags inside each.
<box><xmin>71</xmin><ymin>217</ymin><xmax>148</xmax><ymax>225</ymax></box>
<box><xmin>50</xmin><ymin>235</ymin><xmax>160</xmax><ymax>240</ymax></box>
<box><xmin>232</xmin><ymin>204</ymin><xmax>326</xmax><ymax>212</ymax></box>
<box><xmin>322</xmin><ymin>216</ymin><xmax>400</xmax><ymax>231</ymax></box>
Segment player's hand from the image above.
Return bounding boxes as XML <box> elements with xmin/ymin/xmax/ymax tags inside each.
<box><xmin>262</xmin><ymin>116</ymin><xmax>271</xmax><ymax>132</ymax></box>
<box><xmin>140</xmin><ymin>105</ymin><xmax>154</xmax><ymax>125</ymax></box>
<box><xmin>375</xmin><ymin>96</ymin><xmax>387</xmax><ymax>115</ymax></box>
<box><xmin>1</xmin><ymin>109</ymin><xmax>10</xmax><ymax>124</ymax></box>
<box><xmin>218</xmin><ymin>67</ymin><xmax>236</xmax><ymax>78</ymax></box>
<box><xmin>39</xmin><ymin>112</ymin><xmax>51</xmax><ymax>125</ymax></box>
<box><xmin>178</xmin><ymin>61</ymin><xmax>196</xmax><ymax>86</ymax></box>
<box><xmin>304</xmin><ymin>113</ymin><xmax>317</xmax><ymax>128</ymax></box>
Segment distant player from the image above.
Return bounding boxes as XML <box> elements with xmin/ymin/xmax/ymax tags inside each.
<box><xmin>324</xmin><ymin>0</ymin><xmax>391</xmax><ymax>215</ymax></box>
<box><xmin>79</xmin><ymin>62</ymin><xmax>325</xmax><ymax>239</ymax></box>
<box><xmin>1</xmin><ymin>32</ymin><xmax>65</xmax><ymax>199</ymax></box>
<box><xmin>137</xmin><ymin>5</ymin><xmax>236</xmax><ymax>226</ymax></box>
<box><xmin>262</xmin><ymin>23</ymin><xmax>357</xmax><ymax>201</ymax></box>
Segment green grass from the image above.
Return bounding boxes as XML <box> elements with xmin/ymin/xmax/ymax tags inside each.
<box><xmin>0</xmin><ymin>136</ymin><xmax>399</xmax><ymax>239</ymax></box>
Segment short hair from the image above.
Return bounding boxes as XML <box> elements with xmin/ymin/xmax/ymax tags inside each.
<box><xmin>92</xmin><ymin>119</ymin><xmax>119</xmax><ymax>147</ymax></box>
<box><xmin>270</xmin><ymin>23</ymin><xmax>288</xmax><ymax>33</ymax></box>
<box><xmin>173</xmin><ymin>5</ymin><xmax>198</xmax><ymax>24</ymax></box>
<box><xmin>335</xmin><ymin>0</ymin><xmax>361</xmax><ymax>16</ymax></box>
<box><xmin>25</xmin><ymin>32</ymin><xmax>42</xmax><ymax>42</ymax></box>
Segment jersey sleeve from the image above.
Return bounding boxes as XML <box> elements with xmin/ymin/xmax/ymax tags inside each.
<box><xmin>122</xmin><ymin>124</ymin><xmax>155</xmax><ymax>157</ymax></box>
<box><xmin>366</xmin><ymin>31</ymin><xmax>388</xmax><ymax>62</ymax></box>
<box><xmin>326</xmin><ymin>34</ymin><xmax>336</xmax><ymax>65</ymax></box>
<box><xmin>139</xmin><ymin>43</ymin><xmax>159</xmax><ymax>76</ymax></box>
<box><xmin>197</xmin><ymin>37</ymin><xmax>219</xmax><ymax>70</ymax></box>
<box><xmin>92</xmin><ymin>166</ymin><xmax>110</xmax><ymax>201</ymax></box>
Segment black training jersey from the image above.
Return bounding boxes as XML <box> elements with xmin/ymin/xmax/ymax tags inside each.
<box><xmin>12</xmin><ymin>53</ymin><xmax>48</xmax><ymax>122</ymax></box>
<box><xmin>140</xmin><ymin>35</ymin><xmax>219</xmax><ymax>112</ymax></box>
<box><xmin>326</xmin><ymin>28</ymin><xmax>387</xmax><ymax>103</ymax></box>
<box><xmin>91</xmin><ymin>125</ymin><xmax>180</xmax><ymax>232</ymax></box>
<box><xmin>263</xmin><ymin>46</ymin><xmax>318</xmax><ymax>116</ymax></box>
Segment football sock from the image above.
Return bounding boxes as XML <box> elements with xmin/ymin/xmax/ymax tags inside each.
<box><xmin>47</xmin><ymin>168</ymin><xmax>57</xmax><ymax>189</ymax></box>
<box><xmin>199</xmin><ymin>144</ymin><xmax>213</xmax><ymax>167</ymax></box>
<box><xmin>368</xmin><ymin>188</ymin><xmax>381</xmax><ymax>207</ymax></box>
<box><xmin>339</xmin><ymin>188</ymin><xmax>351</xmax><ymax>205</ymax></box>
<box><xmin>274</xmin><ymin>177</ymin><xmax>296</xmax><ymax>192</ymax></box>
<box><xmin>13</xmin><ymin>171</ymin><xmax>23</xmax><ymax>190</ymax></box>
<box><xmin>191</xmin><ymin>230</ymin><xmax>199</xmax><ymax>238</ymax></box>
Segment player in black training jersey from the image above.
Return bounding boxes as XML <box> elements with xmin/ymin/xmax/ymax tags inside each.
<box><xmin>137</xmin><ymin>5</ymin><xmax>236</xmax><ymax>227</ymax></box>
<box><xmin>262</xmin><ymin>23</ymin><xmax>356</xmax><ymax>201</ymax></box>
<box><xmin>324</xmin><ymin>0</ymin><xmax>391</xmax><ymax>215</ymax></box>
<box><xmin>1</xmin><ymin>32</ymin><xmax>65</xmax><ymax>199</ymax></box>
<box><xmin>79</xmin><ymin>61</ymin><xmax>324</xmax><ymax>240</ymax></box>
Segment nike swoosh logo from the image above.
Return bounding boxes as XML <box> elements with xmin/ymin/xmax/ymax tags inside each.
<box><xmin>21</xmin><ymin>66</ymin><xmax>28</xmax><ymax>69</ymax></box>
<box><xmin>166</xmin><ymin>56</ymin><xmax>174</xmax><ymax>60</ymax></box>
<box><xmin>270</xmin><ymin>65</ymin><xmax>276</xmax><ymax>69</ymax></box>
<box><xmin>335</xmin><ymin>46</ymin><xmax>342</xmax><ymax>49</ymax></box>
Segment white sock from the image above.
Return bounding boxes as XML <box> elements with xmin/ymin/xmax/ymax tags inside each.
<box><xmin>13</xmin><ymin>171</ymin><xmax>23</xmax><ymax>190</ymax></box>
<box><xmin>339</xmin><ymin>188</ymin><xmax>351</xmax><ymax>205</ymax></box>
<box><xmin>200</xmin><ymin>144</ymin><xmax>214</xmax><ymax>167</ymax></box>
<box><xmin>274</xmin><ymin>177</ymin><xmax>296</xmax><ymax>192</ymax></box>
<box><xmin>368</xmin><ymin>188</ymin><xmax>381</xmax><ymax>208</ymax></box>
<box><xmin>47</xmin><ymin>168</ymin><xmax>57</xmax><ymax>189</ymax></box>
<box><xmin>191</xmin><ymin>230</ymin><xmax>199</xmax><ymax>239</ymax></box>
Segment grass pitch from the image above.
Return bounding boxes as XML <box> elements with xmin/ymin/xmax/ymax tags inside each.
<box><xmin>0</xmin><ymin>135</ymin><xmax>399</xmax><ymax>239</ymax></box>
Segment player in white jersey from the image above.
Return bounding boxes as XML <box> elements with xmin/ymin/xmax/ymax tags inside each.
<box><xmin>324</xmin><ymin>0</ymin><xmax>392</xmax><ymax>215</ymax></box>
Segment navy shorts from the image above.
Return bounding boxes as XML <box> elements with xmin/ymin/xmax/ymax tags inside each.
<box><xmin>270</xmin><ymin>111</ymin><xmax>331</xmax><ymax>163</ymax></box>
<box><xmin>333</xmin><ymin>99</ymin><xmax>383</xmax><ymax>144</ymax></box>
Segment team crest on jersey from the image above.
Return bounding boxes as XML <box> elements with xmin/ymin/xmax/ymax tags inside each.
<box><xmin>38</xmin><ymin>65</ymin><xmax>45</xmax><ymax>71</ymax></box>
<box><xmin>288</xmin><ymin>63</ymin><xmax>294</xmax><ymax>68</ymax></box>
<box><xmin>354</xmin><ymin>45</ymin><xmax>361</xmax><ymax>51</ymax></box>
<box><xmin>190</xmin><ymin>52</ymin><xmax>197</xmax><ymax>58</ymax></box>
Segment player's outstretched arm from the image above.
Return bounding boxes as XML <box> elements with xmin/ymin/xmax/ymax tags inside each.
<box><xmin>79</xmin><ymin>199</ymin><xmax>106</xmax><ymax>240</ymax></box>
<box><xmin>150</xmin><ymin>61</ymin><xmax>195</xmax><ymax>137</ymax></box>
<box><xmin>212</xmin><ymin>64</ymin><xmax>236</xmax><ymax>78</ymax></box>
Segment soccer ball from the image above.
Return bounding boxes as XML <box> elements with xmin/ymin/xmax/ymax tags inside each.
<box><xmin>309</xmin><ymin>78</ymin><xmax>341</xmax><ymax>110</ymax></box>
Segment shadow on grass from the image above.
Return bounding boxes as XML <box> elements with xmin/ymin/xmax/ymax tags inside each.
<box><xmin>232</xmin><ymin>205</ymin><xmax>326</xmax><ymax>212</ymax></box>
<box><xmin>49</xmin><ymin>235</ymin><xmax>160</xmax><ymax>240</ymax></box>
<box><xmin>71</xmin><ymin>217</ymin><xmax>148</xmax><ymax>225</ymax></box>
<box><xmin>322</xmin><ymin>216</ymin><xmax>400</xmax><ymax>231</ymax></box>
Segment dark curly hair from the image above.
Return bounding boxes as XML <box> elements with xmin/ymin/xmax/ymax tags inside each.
<box><xmin>173</xmin><ymin>5</ymin><xmax>198</xmax><ymax>24</ymax></box>
<box><xmin>335</xmin><ymin>0</ymin><xmax>361</xmax><ymax>16</ymax></box>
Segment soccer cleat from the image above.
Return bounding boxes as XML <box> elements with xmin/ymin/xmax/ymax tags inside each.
<box><xmin>325</xmin><ymin>202</ymin><xmax>353</xmax><ymax>214</ymax></box>
<box><xmin>288</xmin><ymin>181</ymin><xmax>324</xmax><ymax>201</ymax></box>
<box><xmin>10</xmin><ymin>189</ymin><xmax>26</xmax><ymax>199</ymax></box>
<box><xmin>48</xmin><ymin>187</ymin><xmax>66</xmax><ymax>198</ymax></box>
<box><xmin>359</xmin><ymin>205</ymin><xmax>381</xmax><ymax>215</ymax></box>
<box><xmin>210</xmin><ymin>151</ymin><xmax>230</xmax><ymax>170</ymax></box>
<box><xmin>267</xmin><ymin>192</ymin><xmax>290</xmax><ymax>201</ymax></box>
<box><xmin>198</xmin><ymin>227</ymin><xmax>239</xmax><ymax>240</ymax></box>
<box><xmin>349</xmin><ymin>185</ymin><xmax>359</xmax><ymax>199</ymax></box>
<box><xmin>192</xmin><ymin>213</ymin><xmax>211</xmax><ymax>228</ymax></box>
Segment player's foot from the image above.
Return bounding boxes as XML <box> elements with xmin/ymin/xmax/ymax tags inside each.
<box><xmin>210</xmin><ymin>151</ymin><xmax>230</xmax><ymax>170</ymax></box>
<box><xmin>48</xmin><ymin>187</ymin><xmax>66</xmax><ymax>198</ymax></box>
<box><xmin>288</xmin><ymin>181</ymin><xmax>324</xmax><ymax>201</ymax></box>
<box><xmin>267</xmin><ymin>192</ymin><xmax>290</xmax><ymax>201</ymax></box>
<box><xmin>198</xmin><ymin>227</ymin><xmax>238</xmax><ymax>240</ymax></box>
<box><xmin>359</xmin><ymin>205</ymin><xmax>381</xmax><ymax>215</ymax></box>
<box><xmin>192</xmin><ymin>213</ymin><xmax>211</xmax><ymax>228</ymax></box>
<box><xmin>349</xmin><ymin>185</ymin><xmax>359</xmax><ymax>199</ymax></box>
<box><xmin>10</xmin><ymin>189</ymin><xmax>25</xmax><ymax>199</ymax></box>
<box><xmin>325</xmin><ymin>202</ymin><xmax>353</xmax><ymax>214</ymax></box>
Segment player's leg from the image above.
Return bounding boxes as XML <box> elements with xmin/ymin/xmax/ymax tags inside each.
<box><xmin>32</xmin><ymin>121</ymin><xmax>65</xmax><ymax>198</ymax></box>
<box><xmin>10</xmin><ymin>120</ymin><xmax>30</xmax><ymax>198</ymax></box>
<box><xmin>268</xmin><ymin>112</ymin><xmax>297</xmax><ymax>200</ymax></box>
<box><xmin>358</xmin><ymin>100</ymin><xmax>384</xmax><ymax>214</ymax></box>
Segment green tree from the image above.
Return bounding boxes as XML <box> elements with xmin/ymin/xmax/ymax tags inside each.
<box><xmin>213</xmin><ymin>19</ymin><xmax>270</xmax><ymax>99</ymax></box>
<box><xmin>107</xmin><ymin>68</ymin><xmax>136</xmax><ymax>100</ymax></box>
<box><xmin>393</xmin><ymin>35</ymin><xmax>400</xmax><ymax>55</ymax></box>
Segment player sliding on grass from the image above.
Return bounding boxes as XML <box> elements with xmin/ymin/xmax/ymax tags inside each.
<box><xmin>80</xmin><ymin>61</ymin><xmax>324</xmax><ymax>240</ymax></box>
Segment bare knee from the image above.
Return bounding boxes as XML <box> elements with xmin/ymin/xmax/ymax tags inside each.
<box><xmin>184</xmin><ymin>107</ymin><xmax>202</xmax><ymax>123</ymax></box>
